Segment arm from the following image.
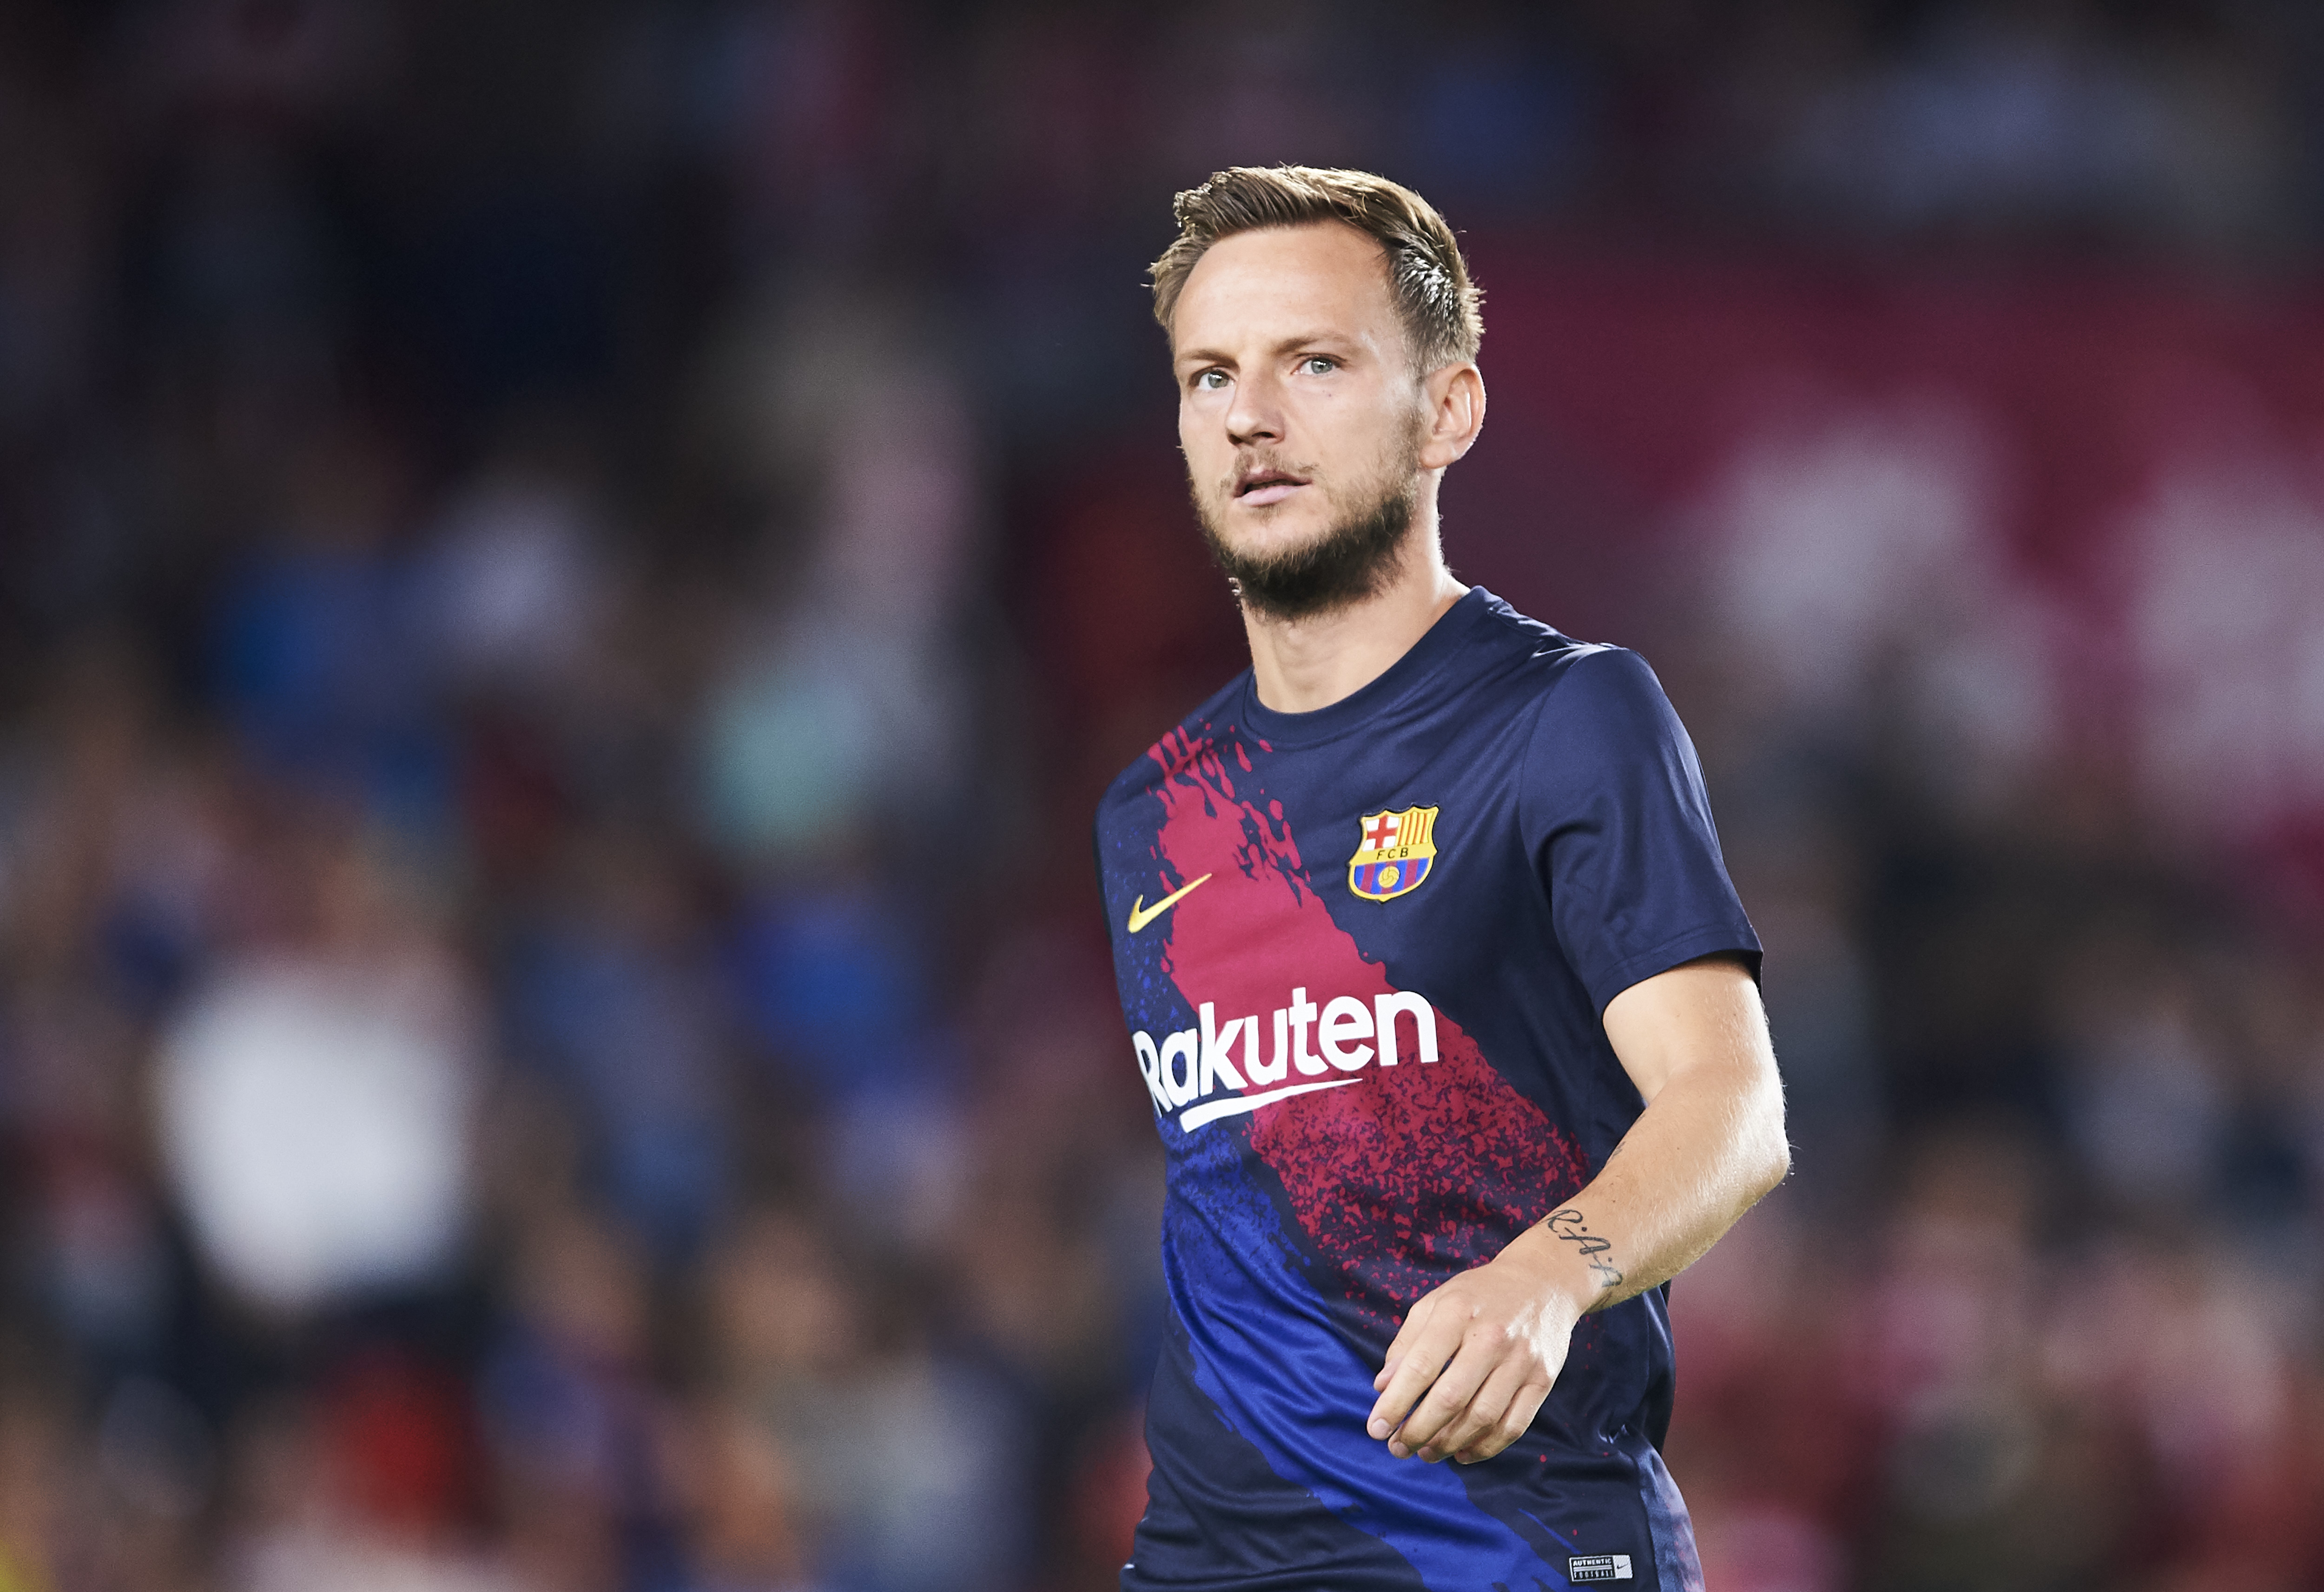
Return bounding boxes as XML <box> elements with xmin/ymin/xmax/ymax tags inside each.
<box><xmin>1365</xmin><ymin>954</ymin><xmax>1789</xmax><ymax>1464</ymax></box>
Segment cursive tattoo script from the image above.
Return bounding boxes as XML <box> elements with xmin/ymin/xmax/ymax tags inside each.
<box><xmin>1540</xmin><ymin>1207</ymin><xmax>1624</xmax><ymax>1295</ymax></box>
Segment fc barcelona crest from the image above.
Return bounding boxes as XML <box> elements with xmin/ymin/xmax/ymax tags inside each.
<box><xmin>1348</xmin><ymin>806</ymin><xmax>1440</xmax><ymax>902</ymax></box>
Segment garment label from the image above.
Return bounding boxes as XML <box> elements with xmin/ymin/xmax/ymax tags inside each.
<box><xmin>1568</xmin><ymin>1555</ymin><xmax>1634</xmax><ymax>1582</ymax></box>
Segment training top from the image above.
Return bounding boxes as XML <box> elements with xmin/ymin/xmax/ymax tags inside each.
<box><xmin>1095</xmin><ymin>588</ymin><xmax>1760</xmax><ymax>1592</ymax></box>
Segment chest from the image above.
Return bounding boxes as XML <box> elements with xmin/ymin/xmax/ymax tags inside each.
<box><xmin>1103</xmin><ymin>712</ymin><xmax>1547</xmax><ymax>1054</ymax></box>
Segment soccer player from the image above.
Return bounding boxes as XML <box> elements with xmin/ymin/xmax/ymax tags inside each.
<box><xmin>1094</xmin><ymin>166</ymin><xmax>1789</xmax><ymax>1591</ymax></box>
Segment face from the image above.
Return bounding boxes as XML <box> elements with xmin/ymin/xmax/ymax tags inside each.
<box><xmin>1171</xmin><ymin>222</ymin><xmax>1432</xmax><ymax>618</ymax></box>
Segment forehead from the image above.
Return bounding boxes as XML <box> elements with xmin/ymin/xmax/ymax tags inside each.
<box><xmin>1171</xmin><ymin>221</ymin><xmax>1400</xmax><ymax>355</ymax></box>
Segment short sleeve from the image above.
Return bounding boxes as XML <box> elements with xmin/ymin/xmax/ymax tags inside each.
<box><xmin>1520</xmin><ymin>647</ymin><xmax>1761</xmax><ymax>1015</ymax></box>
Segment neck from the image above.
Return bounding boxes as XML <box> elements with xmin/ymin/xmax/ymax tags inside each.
<box><xmin>1241</xmin><ymin>487</ymin><xmax>1469</xmax><ymax>714</ymax></box>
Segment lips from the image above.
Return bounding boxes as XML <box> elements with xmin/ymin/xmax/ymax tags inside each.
<box><xmin>1234</xmin><ymin>467</ymin><xmax>1312</xmax><ymax>507</ymax></box>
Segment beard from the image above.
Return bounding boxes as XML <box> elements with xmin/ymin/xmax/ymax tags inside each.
<box><xmin>1193</xmin><ymin>436</ymin><xmax>1423</xmax><ymax>623</ymax></box>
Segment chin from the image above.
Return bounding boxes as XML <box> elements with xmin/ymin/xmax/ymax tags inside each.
<box><xmin>1219</xmin><ymin>500</ymin><xmax>1330</xmax><ymax>556</ymax></box>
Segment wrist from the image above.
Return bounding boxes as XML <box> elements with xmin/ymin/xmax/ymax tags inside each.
<box><xmin>1499</xmin><ymin>1222</ymin><xmax>1614</xmax><ymax>1319</ymax></box>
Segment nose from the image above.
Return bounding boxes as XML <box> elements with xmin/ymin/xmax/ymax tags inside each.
<box><xmin>1225</xmin><ymin>367</ymin><xmax>1284</xmax><ymax>447</ymax></box>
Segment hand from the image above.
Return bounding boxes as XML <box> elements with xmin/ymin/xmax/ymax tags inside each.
<box><xmin>1364</xmin><ymin>1229</ymin><xmax>1595</xmax><ymax>1464</ymax></box>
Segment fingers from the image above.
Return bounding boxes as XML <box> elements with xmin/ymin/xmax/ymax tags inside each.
<box><xmin>1367</xmin><ymin>1295</ymin><xmax>1462</xmax><ymax>1448</ymax></box>
<box><xmin>1372</xmin><ymin>1291</ymin><xmax>1435</xmax><ymax>1393</ymax></box>
<box><xmin>1389</xmin><ymin>1327</ymin><xmax>1507</xmax><ymax>1460</ymax></box>
<box><xmin>1448</xmin><ymin>1359</ymin><xmax>1550</xmax><ymax>1464</ymax></box>
<box><xmin>1369</xmin><ymin>1276</ymin><xmax>1571</xmax><ymax>1464</ymax></box>
<box><xmin>1430</xmin><ymin>1355</ymin><xmax>1528</xmax><ymax>1462</ymax></box>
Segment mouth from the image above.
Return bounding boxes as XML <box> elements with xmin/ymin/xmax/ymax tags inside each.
<box><xmin>1233</xmin><ymin>467</ymin><xmax>1312</xmax><ymax>507</ymax></box>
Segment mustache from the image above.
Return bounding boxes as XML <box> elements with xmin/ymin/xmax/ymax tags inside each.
<box><xmin>1214</xmin><ymin>451</ymin><xmax>1320</xmax><ymax>499</ymax></box>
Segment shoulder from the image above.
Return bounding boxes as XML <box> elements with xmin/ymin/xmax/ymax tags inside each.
<box><xmin>1095</xmin><ymin>671</ymin><xmax>1252</xmax><ymax>819</ymax></box>
<box><xmin>1457</xmin><ymin>599</ymin><xmax>1706</xmax><ymax>819</ymax></box>
<box><xmin>1460</xmin><ymin>591</ymin><xmax>1662</xmax><ymax>723</ymax></box>
<box><xmin>1525</xmin><ymin>643</ymin><xmax>1698</xmax><ymax>780</ymax></box>
<box><xmin>1515</xmin><ymin>635</ymin><xmax>1715</xmax><ymax>836</ymax></box>
<box><xmin>1530</xmin><ymin>644</ymin><xmax>1679</xmax><ymax>737</ymax></box>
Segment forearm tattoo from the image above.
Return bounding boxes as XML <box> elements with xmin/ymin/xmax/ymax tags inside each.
<box><xmin>1540</xmin><ymin>1207</ymin><xmax>1623</xmax><ymax>1294</ymax></box>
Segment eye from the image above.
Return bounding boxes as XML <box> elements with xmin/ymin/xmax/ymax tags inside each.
<box><xmin>1302</xmin><ymin>356</ymin><xmax>1337</xmax><ymax>376</ymax></box>
<box><xmin>1192</xmin><ymin>368</ymin><xmax>1230</xmax><ymax>392</ymax></box>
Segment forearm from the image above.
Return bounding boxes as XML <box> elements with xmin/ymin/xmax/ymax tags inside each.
<box><xmin>1367</xmin><ymin>957</ymin><xmax>1788</xmax><ymax>1465</ymax></box>
<box><xmin>1501</xmin><ymin>1044</ymin><xmax>1790</xmax><ymax>1316</ymax></box>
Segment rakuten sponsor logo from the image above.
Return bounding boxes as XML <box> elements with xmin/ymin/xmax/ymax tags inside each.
<box><xmin>1133</xmin><ymin>987</ymin><xmax>1439</xmax><ymax>1130</ymax></box>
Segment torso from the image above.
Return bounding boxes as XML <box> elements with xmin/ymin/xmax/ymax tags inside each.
<box><xmin>1096</xmin><ymin>588</ymin><xmax>1756</xmax><ymax>1592</ymax></box>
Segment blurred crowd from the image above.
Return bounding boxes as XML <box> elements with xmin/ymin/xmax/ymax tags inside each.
<box><xmin>0</xmin><ymin>1</ymin><xmax>2321</xmax><ymax>1590</ymax></box>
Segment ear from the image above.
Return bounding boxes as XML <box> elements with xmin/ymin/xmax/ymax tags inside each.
<box><xmin>1416</xmin><ymin>363</ymin><xmax>1486</xmax><ymax>472</ymax></box>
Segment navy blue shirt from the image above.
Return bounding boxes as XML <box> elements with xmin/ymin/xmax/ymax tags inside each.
<box><xmin>1096</xmin><ymin>588</ymin><xmax>1759</xmax><ymax>1592</ymax></box>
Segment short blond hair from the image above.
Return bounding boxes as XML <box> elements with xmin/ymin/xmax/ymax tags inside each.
<box><xmin>1149</xmin><ymin>165</ymin><xmax>1483</xmax><ymax>373</ymax></box>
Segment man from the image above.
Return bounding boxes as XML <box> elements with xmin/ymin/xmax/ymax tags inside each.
<box><xmin>1095</xmin><ymin>166</ymin><xmax>1789</xmax><ymax>1591</ymax></box>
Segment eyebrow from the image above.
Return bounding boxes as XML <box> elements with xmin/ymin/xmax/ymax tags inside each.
<box><xmin>1175</xmin><ymin>329</ymin><xmax>1360</xmax><ymax>369</ymax></box>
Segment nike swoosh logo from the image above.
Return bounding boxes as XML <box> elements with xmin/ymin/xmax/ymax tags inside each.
<box><xmin>1126</xmin><ymin>873</ymin><xmax>1213</xmax><ymax>934</ymax></box>
<box><xmin>1180</xmin><ymin>1077</ymin><xmax>1362</xmax><ymax>1131</ymax></box>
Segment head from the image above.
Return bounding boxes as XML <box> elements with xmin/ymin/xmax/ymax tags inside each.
<box><xmin>1152</xmin><ymin>166</ymin><xmax>1485</xmax><ymax>621</ymax></box>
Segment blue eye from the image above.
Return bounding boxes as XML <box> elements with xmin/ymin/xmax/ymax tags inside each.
<box><xmin>1304</xmin><ymin>356</ymin><xmax>1336</xmax><ymax>375</ymax></box>
<box><xmin>1196</xmin><ymin>370</ymin><xmax>1228</xmax><ymax>391</ymax></box>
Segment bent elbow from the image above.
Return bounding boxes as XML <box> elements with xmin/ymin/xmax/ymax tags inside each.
<box><xmin>1747</xmin><ymin>1082</ymin><xmax>1791</xmax><ymax>1201</ymax></box>
<box><xmin>1756</xmin><ymin>1134</ymin><xmax>1792</xmax><ymax>1200</ymax></box>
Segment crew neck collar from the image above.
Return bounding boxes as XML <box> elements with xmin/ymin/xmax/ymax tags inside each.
<box><xmin>1239</xmin><ymin>586</ymin><xmax>1496</xmax><ymax>747</ymax></box>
